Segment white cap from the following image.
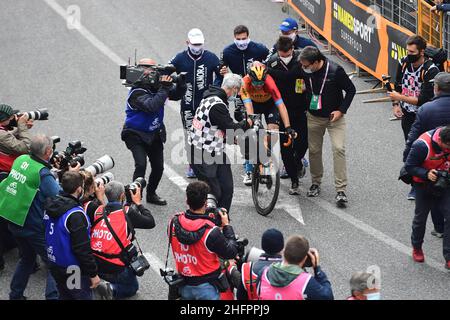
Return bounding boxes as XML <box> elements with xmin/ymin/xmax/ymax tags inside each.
<box><xmin>187</xmin><ymin>28</ymin><xmax>205</xmax><ymax>45</ymax></box>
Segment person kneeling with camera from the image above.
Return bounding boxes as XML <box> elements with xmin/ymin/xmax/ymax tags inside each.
<box><xmin>258</xmin><ymin>235</ymin><xmax>334</xmax><ymax>300</ymax></box>
<box><xmin>87</xmin><ymin>181</ymin><xmax>155</xmax><ymax>299</ymax></box>
<box><xmin>167</xmin><ymin>181</ymin><xmax>239</xmax><ymax>300</ymax></box>
<box><xmin>405</xmin><ymin>125</ymin><xmax>450</xmax><ymax>269</ymax></box>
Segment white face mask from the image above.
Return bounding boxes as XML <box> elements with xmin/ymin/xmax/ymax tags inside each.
<box><xmin>188</xmin><ymin>44</ymin><xmax>204</xmax><ymax>56</ymax></box>
<box><xmin>364</xmin><ymin>292</ymin><xmax>381</xmax><ymax>300</ymax></box>
<box><xmin>228</xmin><ymin>89</ymin><xmax>239</xmax><ymax>102</ymax></box>
<box><xmin>302</xmin><ymin>67</ymin><xmax>313</xmax><ymax>74</ymax></box>
<box><xmin>234</xmin><ymin>38</ymin><xmax>251</xmax><ymax>51</ymax></box>
<box><xmin>281</xmin><ymin>32</ymin><xmax>297</xmax><ymax>41</ymax></box>
<box><xmin>280</xmin><ymin>56</ymin><xmax>293</xmax><ymax>65</ymax></box>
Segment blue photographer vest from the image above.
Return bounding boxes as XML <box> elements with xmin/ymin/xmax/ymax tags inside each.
<box><xmin>45</xmin><ymin>206</ymin><xmax>90</xmax><ymax>268</ymax></box>
<box><xmin>124</xmin><ymin>88</ymin><xmax>165</xmax><ymax>133</ymax></box>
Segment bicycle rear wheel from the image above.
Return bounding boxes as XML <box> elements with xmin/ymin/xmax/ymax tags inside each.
<box><xmin>251</xmin><ymin>161</ymin><xmax>280</xmax><ymax>216</ymax></box>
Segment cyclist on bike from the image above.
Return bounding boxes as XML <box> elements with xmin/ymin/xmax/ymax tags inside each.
<box><xmin>241</xmin><ymin>61</ymin><xmax>297</xmax><ymax>184</ymax></box>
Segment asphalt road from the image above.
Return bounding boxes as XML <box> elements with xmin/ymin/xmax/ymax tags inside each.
<box><xmin>0</xmin><ymin>0</ymin><xmax>449</xmax><ymax>300</ymax></box>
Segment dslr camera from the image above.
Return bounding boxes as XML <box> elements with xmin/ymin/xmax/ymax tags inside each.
<box><xmin>434</xmin><ymin>170</ymin><xmax>450</xmax><ymax>191</ymax></box>
<box><xmin>125</xmin><ymin>177</ymin><xmax>146</xmax><ymax>204</ymax></box>
<box><xmin>52</xmin><ymin>140</ymin><xmax>87</xmax><ymax>171</ymax></box>
<box><xmin>84</xmin><ymin>155</ymin><xmax>115</xmax><ymax>176</ymax></box>
<box><xmin>122</xmin><ymin>244</ymin><xmax>150</xmax><ymax>277</ymax></box>
<box><xmin>8</xmin><ymin>108</ymin><xmax>49</xmax><ymax>128</ymax></box>
<box><xmin>160</xmin><ymin>268</ymin><xmax>185</xmax><ymax>300</ymax></box>
<box><xmin>205</xmin><ymin>194</ymin><xmax>226</xmax><ymax>226</ymax></box>
<box><xmin>120</xmin><ymin>62</ymin><xmax>186</xmax><ymax>88</ymax></box>
<box><xmin>95</xmin><ymin>172</ymin><xmax>114</xmax><ymax>186</ymax></box>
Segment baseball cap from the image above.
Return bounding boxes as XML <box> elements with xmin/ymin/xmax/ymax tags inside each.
<box><xmin>0</xmin><ymin>104</ymin><xmax>19</xmax><ymax>122</ymax></box>
<box><xmin>187</xmin><ymin>28</ymin><xmax>205</xmax><ymax>45</ymax></box>
<box><xmin>279</xmin><ymin>17</ymin><xmax>298</xmax><ymax>32</ymax></box>
<box><xmin>261</xmin><ymin>228</ymin><xmax>284</xmax><ymax>255</ymax></box>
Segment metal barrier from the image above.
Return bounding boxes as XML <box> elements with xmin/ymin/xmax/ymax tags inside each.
<box><xmin>359</xmin><ymin>0</ymin><xmax>417</xmax><ymax>32</ymax></box>
<box><xmin>418</xmin><ymin>0</ymin><xmax>443</xmax><ymax>48</ymax></box>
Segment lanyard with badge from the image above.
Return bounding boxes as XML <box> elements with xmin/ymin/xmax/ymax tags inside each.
<box><xmin>309</xmin><ymin>62</ymin><xmax>329</xmax><ymax>111</ymax></box>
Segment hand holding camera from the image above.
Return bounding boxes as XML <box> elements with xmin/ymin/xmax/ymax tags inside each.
<box><xmin>304</xmin><ymin>248</ymin><xmax>320</xmax><ymax>269</ymax></box>
<box><xmin>219</xmin><ymin>208</ymin><xmax>229</xmax><ymax>227</ymax></box>
<box><xmin>160</xmin><ymin>75</ymin><xmax>173</xmax><ymax>88</ymax></box>
<box><xmin>130</xmin><ymin>186</ymin><xmax>142</xmax><ymax>205</ymax></box>
<box><xmin>428</xmin><ymin>169</ymin><xmax>438</xmax><ymax>182</ymax></box>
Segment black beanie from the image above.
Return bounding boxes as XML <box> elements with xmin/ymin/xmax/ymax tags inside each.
<box><xmin>261</xmin><ymin>228</ymin><xmax>284</xmax><ymax>255</ymax></box>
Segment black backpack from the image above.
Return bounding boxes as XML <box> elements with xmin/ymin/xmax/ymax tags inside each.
<box><xmin>424</xmin><ymin>46</ymin><xmax>447</xmax><ymax>72</ymax></box>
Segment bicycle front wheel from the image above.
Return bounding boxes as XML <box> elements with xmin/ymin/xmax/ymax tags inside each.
<box><xmin>251</xmin><ymin>162</ymin><xmax>280</xmax><ymax>216</ymax></box>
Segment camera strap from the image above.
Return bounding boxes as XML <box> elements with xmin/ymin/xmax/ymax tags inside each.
<box><xmin>164</xmin><ymin>215</ymin><xmax>176</xmax><ymax>270</ymax></box>
<box><xmin>101</xmin><ymin>206</ymin><xmax>128</xmax><ymax>254</ymax></box>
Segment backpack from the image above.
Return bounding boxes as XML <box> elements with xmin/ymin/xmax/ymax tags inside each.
<box><xmin>424</xmin><ymin>46</ymin><xmax>447</xmax><ymax>72</ymax></box>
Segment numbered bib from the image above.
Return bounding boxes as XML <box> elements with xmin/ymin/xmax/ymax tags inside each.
<box><xmin>309</xmin><ymin>94</ymin><xmax>322</xmax><ymax>111</ymax></box>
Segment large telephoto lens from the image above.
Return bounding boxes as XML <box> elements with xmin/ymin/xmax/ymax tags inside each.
<box><xmin>85</xmin><ymin>155</ymin><xmax>115</xmax><ymax>176</ymax></box>
<box><xmin>25</xmin><ymin>108</ymin><xmax>49</xmax><ymax>121</ymax></box>
<box><xmin>130</xmin><ymin>177</ymin><xmax>146</xmax><ymax>190</ymax></box>
<box><xmin>95</xmin><ymin>172</ymin><xmax>114</xmax><ymax>186</ymax></box>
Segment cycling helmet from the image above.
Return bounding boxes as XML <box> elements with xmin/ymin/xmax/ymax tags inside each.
<box><xmin>248</xmin><ymin>62</ymin><xmax>267</xmax><ymax>84</ymax></box>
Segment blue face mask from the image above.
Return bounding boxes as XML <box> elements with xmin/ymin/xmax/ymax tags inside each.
<box><xmin>365</xmin><ymin>292</ymin><xmax>381</xmax><ymax>300</ymax></box>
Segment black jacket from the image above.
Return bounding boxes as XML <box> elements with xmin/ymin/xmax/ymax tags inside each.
<box><xmin>303</xmin><ymin>59</ymin><xmax>356</xmax><ymax>118</ymax></box>
<box><xmin>85</xmin><ymin>200</ymin><xmax>156</xmax><ymax>274</ymax></box>
<box><xmin>267</xmin><ymin>50</ymin><xmax>308</xmax><ymax>115</ymax></box>
<box><xmin>45</xmin><ymin>193</ymin><xmax>98</xmax><ymax>278</ymax></box>
<box><xmin>172</xmin><ymin>210</ymin><xmax>238</xmax><ymax>285</ymax></box>
<box><xmin>403</xmin><ymin>94</ymin><xmax>450</xmax><ymax>161</ymax></box>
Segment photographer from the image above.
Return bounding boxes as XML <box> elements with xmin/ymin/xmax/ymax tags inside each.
<box><xmin>189</xmin><ymin>73</ymin><xmax>250</xmax><ymax>213</ymax></box>
<box><xmin>168</xmin><ymin>181</ymin><xmax>239</xmax><ymax>300</ymax></box>
<box><xmin>121</xmin><ymin>58</ymin><xmax>186</xmax><ymax>206</ymax></box>
<box><xmin>44</xmin><ymin>171</ymin><xmax>105</xmax><ymax>300</ymax></box>
<box><xmin>87</xmin><ymin>181</ymin><xmax>155</xmax><ymax>299</ymax></box>
<box><xmin>405</xmin><ymin>125</ymin><xmax>450</xmax><ymax>270</ymax></box>
<box><xmin>258</xmin><ymin>235</ymin><xmax>334</xmax><ymax>300</ymax></box>
<box><xmin>0</xmin><ymin>135</ymin><xmax>60</xmax><ymax>300</ymax></box>
<box><xmin>0</xmin><ymin>104</ymin><xmax>33</xmax><ymax>175</ymax></box>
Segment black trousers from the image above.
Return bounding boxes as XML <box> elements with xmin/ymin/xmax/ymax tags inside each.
<box><xmin>401</xmin><ymin>111</ymin><xmax>416</xmax><ymax>142</ymax></box>
<box><xmin>412</xmin><ymin>184</ymin><xmax>449</xmax><ymax>261</ymax></box>
<box><xmin>124</xmin><ymin>134</ymin><xmax>164</xmax><ymax>196</ymax></box>
<box><xmin>192</xmin><ymin>163</ymin><xmax>234</xmax><ymax>213</ymax></box>
<box><xmin>280</xmin><ymin>111</ymin><xmax>308</xmax><ymax>184</ymax></box>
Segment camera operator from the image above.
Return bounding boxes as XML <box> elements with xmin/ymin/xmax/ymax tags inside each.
<box><xmin>0</xmin><ymin>135</ymin><xmax>61</xmax><ymax>300</ymax></box>
<box><xmin>121</xmin><ymin>58</ymin><xmax>186</xmax><ymax>206</ymax></box>
<box><xmin>168</xmin><ymin>181</ymin><xmax>239</xmax><ymax>300</ymax></box>
<box><xmin>0</xmin><ymin>104</ymin><xmax>33</xmax><ymax>175</ymax></box>
<box><xmin>405</xmin><ymin>125</ymin><xmax>450</xmax><ymax>270</ymax></box>
<box><xmin>189</xmin><ymin>73</ymin><xmax>250</xmax><ymax>213</ymax></box>
<box><xmin>258</xmin><ymin>235</ymin><xmax>334</xmax><ymax>300</ymax></box>
<box><xmin>80</xmin><ymin>170</ymin><xmax>106</xmax><ymax>211</ymax></box>
<box><xmin>86</xmin><ymin>181</ymin><xmax>155</xmax><ymax>299</ymax></box>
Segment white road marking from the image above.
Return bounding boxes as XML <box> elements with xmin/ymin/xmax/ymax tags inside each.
<box><xmin>143</xmin><ymin>252</ymin><xmax>166</xmax><ymax>275</ymax></box>
<box><xmin>42</xmin><ymin>0</ymin><xmax>447</xmax><ymax>273</ymax></box>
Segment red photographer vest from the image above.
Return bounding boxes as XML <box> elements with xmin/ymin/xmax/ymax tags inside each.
<box><xmin>170</xmin><ymin>213</ymin><xmax>220</xmax><ymax>277</ymax></box>
<box><xmin>90</xmin><ymin>205</ymin><xmax>132</xmax><ymax>266</ymax></box>
<box><xmin>241</xmin><ymin>262</ymin><xmax>260</xmax><ymax>300</ymax></box>
<box><xmin>0</xmin><ymin>151</ymin><xmax>17</xmax><ymax>172</ymax></box>
<box><xmin>413</xmin><ymin>128</ymin><xmax>450</xmax><ymax>183</ymax></box>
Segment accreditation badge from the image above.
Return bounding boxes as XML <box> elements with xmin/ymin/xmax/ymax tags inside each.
<box><xmin>309</xmin><ymin>94</ymin><xmax>322</xmax><ymax>111</ymax></box>
<box><xmin>295</xmin><ymin>79</ymin><xmax>305</xmax><ymax>94</ymax></box>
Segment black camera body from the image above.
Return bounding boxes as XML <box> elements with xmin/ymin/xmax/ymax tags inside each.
<box><xmin>125</xmin><ymin>177</ymin><xmax>147</xmax><ymax>204</ymax></box>
<box><xmin>120</xmin><ymin>63</ymin><xmax>186</xmax><ymax>88</ymax></box>
<box><xmin>129</xmin><ymin>254</ymin><xmax>150</xmax><ymax>277</ymax></box>
<box><xmin>160</xmin><ymin>268</ymin><xmax>185</xmax><ymax>300</ymax></box>
<box><xmin>52</xmin><ymin>140</ymin><xmax>87</xmax><ymax>171</ymax></box>
<box><xmin>205</xmin><ymin>194</ymin><xmax>225</xmax><ymax>227</ymax></box>
<box><xmin>434</xmin><ymin>170</ymin><xmax>450</xmax><ymax>191</ymax></box>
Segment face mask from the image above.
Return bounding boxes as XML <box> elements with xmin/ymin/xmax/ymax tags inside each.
<box><xmin>282</xmin><ymin>32</ymin><xmax>296</xmax><ymax>41</ymax></box>
<box><xmin>188</xmin><ymin>44</ymin><xmax>204</xmax><ymax>56</ymax></box>
<box><xmin>407</xmin><ymin>53</ymin><xmax>420</xmax><ymax>64</ymax></box>
<box><xmin>364</xmin><ymin>292</ymin><xmax>381</xmax><ymax>300</ymax></box>
<box><xmin>280</xmin><ymin>56</ymin><xmax>293</xmax><ymax>65</ymax></box>
<box><xmin>234</xmin><ymin>38</ymin><xmax>251</xmax><ymax>51</ymax></box>
<box><xmin>302</xmin><ymin>66</ymin><xmax>313</xmax><ymax>74</ymax></box>
<box><xmin>228</xmin><ymin>90</ymin><xmax>239</xmax><ymax>102</ymax></box>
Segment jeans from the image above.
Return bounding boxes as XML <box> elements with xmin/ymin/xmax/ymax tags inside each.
<box><xmin>401</xmin><ymin>110</ymin><xmax>416</xmax><ymax>142</ymax></box>
<box><xmin>180</xmin><ymin>282</ymin><xmax>220</xmax><ymax>300</ymax></box>
<box><xmin>50</xmin><ymin>266</ymin><xmax>92</xmax><ymax>300</ymax></box>
<box><xmin>100</xmin><ymin>267</ymin><xmax>139</xmax><ymax>299</ymax></box>
<box><xmin>411</xmin><ymin>184</ymin><xmax>450</xmax><ymax>261</ymax></box>
<box><xmin>192</xmin><ymin>163</ymin><xmax>234</xmax><ymax>213</ymax></box>
<box><xmin>125</xmin><ymin>134</ymin><xmax>164</xmax><ymax>195</ymax></box>
<box><xmin>9</xmin><ymin>233</ymin><xmax>58</xmax><ymax>300</ymax></box>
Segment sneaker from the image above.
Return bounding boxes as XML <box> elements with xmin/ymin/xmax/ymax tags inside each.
<box><xmin>289</xmin><ymin>182</ymin><xmax>301</xmax><ymax>195</ymax></box>
<box><xmin>407</xmin><ymin>187</ymin><xmax>416</xmax><ymax>201</ymax></box>
<box><xmin>243</xmin><ymin>172</ymin><xmax>252</xmax><ymax>186</ymax></box>
<box><xmin>185</xmin><ymin>166</ymin><xmax>196</xmax><ymax>179</ymax></box>
<box><xmin>280</xmin><ymin>166</ymin><xmax>289</xmax><ymax>179</ymax></box>
<box><xmin>412</xmin><ymin>248</ymin><xmax>425</xmax><ymax>263</ymax></box>
<box><xmin>94</xmin><ymin>280</ymin><xmax>114</xmax><ymax>300</ymax></box>
<box><xmin>335</xmin><ymin>191</ymin><xmax>348</xmax><ymax>204</ymax></box>
<box><xmin>307</xmin><ymin>184</ymin><xmax>320</xmax><ymax>197</ymax></box>
<box><xmin>431</xmin><ymin>230</ymin><xmax>444</xmax><ymax>238</ymax></box>
<box><xmin>146</xmin><ymin>193</ymin><xmax>167</xmax><ymax>206</ymax></box>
